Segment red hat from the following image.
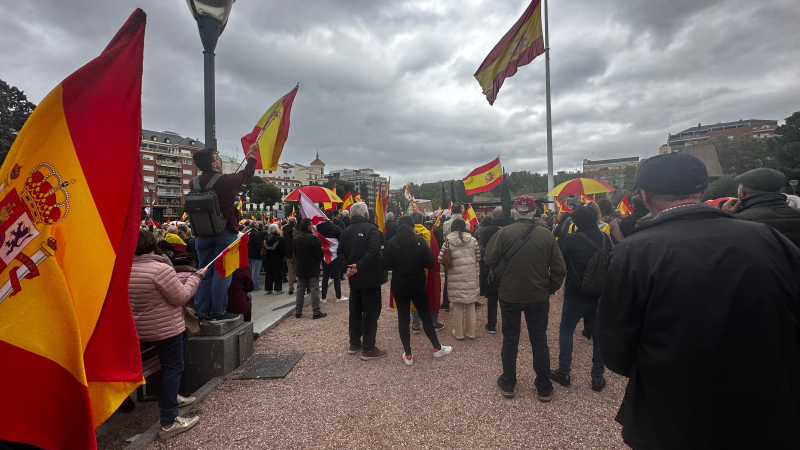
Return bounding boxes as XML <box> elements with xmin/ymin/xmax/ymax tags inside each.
<box><xmin>514</xmin><ymin>195</ymin><xmax>536</xmax><ymax>212</ymax></box>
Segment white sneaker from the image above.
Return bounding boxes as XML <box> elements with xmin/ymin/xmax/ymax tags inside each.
<box><xmin>402</xmin><ymin>352</ymin><xmax>414</xmax><ymax>366</ymax></box>
<box><xmin>433</xmin><ymin>345</ymin><xmax>453</xmax><ymax>358</ymax></box>
<box><xmin>336</xmin><ymin>297</ymin><xmax>349</xmax><ymax>303</ymax></box>
<box><xmin>321</xmin><ymin>298</ymin><xmax>328</xmax><ymax>304</ymax></box>
<box><xmin>176</xmin><ymin>394</ymin><xmax>196</xmax><ymax>408</ymax></box>
<box><xmin>158</xmin><ymin>415</ymin><xmax>199</xmax><ymax>440</ymax></box>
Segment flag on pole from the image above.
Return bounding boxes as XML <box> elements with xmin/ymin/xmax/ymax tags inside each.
<box><xmin>241</xmin><ymin>84</ymin><xmax>299</xmax><ymax>171</ymax></box>
<box><xmin>474</xmin><ymin>0</ymin><xmax>545</xmax><ymax>105</ymax></box>
<box><xmin>376</xmin><ymin>182</ymin><xmax>386</xmax><ymax>233</ymax></box>
<box><xmin>465</xmin><ymin>204</ymin><xmax>479</xmax><ymax>232</ymax></box>
<box><xmin>180</xmin><ymin>211</ymin><xmax>188</xmax><ymax>222</ymax></box>
<box><xmin>617</xmin><ymin>194</ymin><xmax>633</xmax><ymax>217</ymax></box>
<box><xmin>463</xmin><ymin>157</ymin><xmax>503</xmax><ymax>195</ymax></box>
<box><xmin>432</xmin><ymin>209</ymin><xmax>446</xmax><ymax>229</ymax></box>
<box><xmin>381</xmin><ymin>177</ymin><xmax>390</xmax><ymax>211</ymax></box>
<box><xmin>404</xmin><ymin>184</ymin><xmax>418</xmax><ymax>211</ymax></box>
<box><xmin>237</xmin><ymin>196</ymin><xmax>243</xmax><ymax>216</ymax></box>
<box><xmin>555</xmin><ymin>197</ymin><xmax>572</xmax><ymax>213</ymax></box>
<box><xmin>323</xmin><ymin>182</ymin><xmax>337</xmax><ymax>211</ymax></box>
<box><xmin>214</xmin><ymin>233</ymin><xmax>250</xmax><ymax>277</ymax></box>
<box><xmin>340</xmin><ymin>191</ymin><xmax>354</xmax><ymax>211</ymax></box>
<box><xmin>298</xmin><ymin>190</ymin><xmax>338</xmax><ymax>263</ymax></box>
<box><xmin>354</xmin><ymin>192</ymin><xmax>363</xmax><ymax>203</ymax></box>
<box><xmin>580</xmin><ymin>194</ymin><xmax>592</xmax><ymax>204</ymax></box>
<box><xmin>0</xmin><ymin>10</ymin><xmax>146</xmax><ymax>450</ymax></box>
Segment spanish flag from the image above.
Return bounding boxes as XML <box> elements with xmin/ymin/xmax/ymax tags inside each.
<box><xmin>180</xmin><ymin>211</ymin><xmax>188</xmax><ymax>222</ymax></box>
<box><xmin>617</xmin><ymin>194</ymin><xmax>633</xmax><ymax>217</ymax></box>
<box><xmin>463</xmin><ymin>157</ymin><xmax>503</xmax><ymax>195</ymax></box>
<box><xmin>474</xmin><ymin>0</ymin><xmax>545</xmax><ymax>105</ymax></box>
<box><xmin>241</xmin><ymin>84</ymin><xmax>299</xmax><ymax>171</ymax></box>
<box><xmin>465</xmin><ymin>203</ymin><xmax>479</xmax><ymax>232</ymax></box>
<box><xmin>354</xmin><ymin>192</ymin><xmax>363</xmax><ymax>203</ymax></box>
<box><xmin>376</xmin><ymin>182</ymin><xmax>386</xmax><ymax>233</ymax></box>
<box><xmin>340</xmin><ymin>191</ymin><xmax>354</xmax><ymax>211</ymax></box>
<box><xmin>0</xmin><ymin>10</ymin><xmax>146</xmax><ymax>450</ymax></box>
<box><xmin>556</xmin><ymin>197</ymin><xmax>573</xmax><ymax>213</ymax></box>
<box><xmin>238</xmin><ymin>196</ymin><xmax>243</xmax><ymax>215</ymax></box>
<box><xmin>323</xmin><ymin>182</ymin><xmax>337</xmax><ymax>210</ymax></box>
<box><xmin>214</xmin><ymin>233</ymin><xmax>250</xmax><ymax>277</ymax></box>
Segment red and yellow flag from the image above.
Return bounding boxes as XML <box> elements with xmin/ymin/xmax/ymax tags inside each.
<box><xmin>381</xmin><ymin>178</ymin><xmax>390</xmax><ymax>211</ymax></box>
<box><xmin>180</xmin><ymin>211</ymin><xmax>188</xmax><ymax>222</ymax></box>
<box><xmin>0</xmin><ymin>10</ymin><xmax>146</xmax><ymax>450</ymax></box>
<box><xmin>240</xmin><ymin>84</ymin><xmax>299</xmax><ymax>170</ymax></box>
<box><xmin>214</xmin><ymin>233</ymin><xmax>250</xmax><ymax>277</ymax></box>
<box><xmin>474</xmin><ymin>0</ymin><xmax>545</xmax><ymax>105</ymax></box>
<box><xmin>340</xmin><ymin>191</ymin><xmax>354</xmax><ymax>211</ymax></box>
<box><xmin>556</xmin><ymin>197</ymin><xmax>573</xmax><ymax>213</ymax></box>
<box><xmin>463</xmin><ymin>157</ymin><xmax>503</xmax><ymax>195</ymax></box>
<box><xmin>323</xmin><ymin>182</ymin><xmax>337</xmax><ymax>211</ymax></box>
<box><xmin>354</xmin><ymin>192</ymin><xmax>363</xmax><ymax>203</ymax></box>
<box><xmin>465</xmin><ymin>204</ymin><xmax>479</xmax><ymax>232</ymax></box>
<box><xmin>237</xmin><ymin>196</ymin><xmax>243</xmax><ymax>216</ymax></box>
<box><xmin>617</xmin><ymin>194</ymin><xmax>633</xmax><ymax>217</ymax></box>
<box><xmin>376</xmin><ymin>182</ymin><xmax>386</xmax><ymax>233</ymax></box>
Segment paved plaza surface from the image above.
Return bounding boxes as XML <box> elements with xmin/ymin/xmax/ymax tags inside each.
<box><xmin>138</xmin><ymin>275</ymin><xmax>627</xmax><ymax>449</ymax></box>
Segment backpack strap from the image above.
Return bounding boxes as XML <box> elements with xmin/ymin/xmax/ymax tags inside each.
<box><xmin>205</xmin><ymin>173</ymin><xmax>223</xmax><ymax>190</ymax></box>
<box><xmin>192</xmin><ymin>176</ymin><xmax>202</xmax><ymax>191</ymax></box>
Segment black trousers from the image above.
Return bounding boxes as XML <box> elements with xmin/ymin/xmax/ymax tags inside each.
<box><xmin>349</xmin><ymin>286</ymin><xmax>382</xmax><ymax>351</ymax></box>
<box><xmin>393</xmin><ymin>292</ymin><xmax>441</xmax><ymax>354</ymax></box>
<box><xmin>441</xmin><ymin>272</ymin><xmax>450</xmax><ymax>309</ymax></box>
<box><xmin>479</xmin><ymin>259</ymin><xmax>487</xmax><ymax>297</ymax></box>
<box><xmin>486</xmin><ymin>281</ymin><xmax>498</xmax><ymax>330</ymax></box>
<box><xmin>498</xmin><ymin>299</ymin><xmax>552</xmax><ymax>394</ymax></box>
<box><xmin>321</xmin><ymin>258</ymin><xmax>342</xmax><ymax>299</ymax></box>
<box><xmin>264</xmin><ymin>263</ymin><xmax>283</xmax><ymax>292</ymax></box>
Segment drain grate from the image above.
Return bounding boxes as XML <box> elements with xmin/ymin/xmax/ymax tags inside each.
<box><xmin>238</xmin><ymin>353</ymin><xmax>304</xmax><ymax>379</ymax></box>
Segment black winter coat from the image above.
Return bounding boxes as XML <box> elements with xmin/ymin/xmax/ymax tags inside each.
<box><xmin>599</xmin><ymin>204</ymin><xmax>800</xmax><ymax>450</ymax></box>
<box><xmin>559</xmin><ymin>228</ymin><xmax>613</xmax><ymax>305</ymax></box>
<box><xmin>619</xmin><ymin>206</ymin><xmax>650</xmax><ymax>237</ymax></box>
<box><xmin>385</xmin><ymin>220</ymin><xmax>399</xmax><ymax>243</ymax></box>
<box><xmin>282</xmin><ymin>223</ymin><xmax>296</xmax><ymax>256</ymax></box>
<box><xmin>382</xmin><ymin>235</ymin><xmax>433</xmax><ymax>296</ymax></box>
<box><xmin>316</xmin><ymin>221</ymin><xmax>342</xmax><ymax>241</ymax></box>
<box><xmin>247</xmin><ymin>230</ymin><xmax>265</xmax><ymax>260</ymax></box>
<box><xmin>735</xmin><ymin>193</ymin><xmax>800</xmax><ymax>248</ymax></box>
<box><xmin>293</xmin><ymin>230</ymin><xmax>323</xmax><ymax>278</ymax></box>
<box><xmin>262</xmin><ymin>233</ymin><xmax>285</xmax><ymax>266</ymax></box>
<box><xmin>338</xmin><ymin>216</ymin><xmax>382</xmax><ymax>289</ymax></box>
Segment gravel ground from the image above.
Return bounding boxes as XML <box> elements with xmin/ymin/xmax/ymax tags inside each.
<box><xmin>144</xmin><ymin>276</ymin><xmax>627</xmax><ymax>450</ymax></box>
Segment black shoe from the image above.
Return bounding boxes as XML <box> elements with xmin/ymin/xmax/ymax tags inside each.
<box><xmin>295</xmin><ymin>311</ymin><xmax>302</xmax><ymax>318</ymax></box>
<box><xmin>592</xmin><ymin>377</ymin><xmax>607</xmax><ymax>392</ymax></box>
<box><xmin>484</xmin><ymin>324</ymin><xmax>496</xmax><ymax>334</ymax></box>
<box><xmin>120</xmin><ymin>397</ymin><xmax>136</xmax><ymax>413</ymax></box>
<box><xmin>434</xmin><ymin>322</ymin><xmax>445</xmax><ymax>330</ymax></box>
<box><xmin>537</xmin><ymin>389</ymin><xmax>553</xmax><ymax>403</ymax></box>
<box><xmin>411</xmin><ymin>327</ymin><xmax>421</xmax><ymax>334</ymax></box>
<box><xmin>582</xmin><ymin>327</ymin><xmax>592</xmax><ymax>340</ymax></box>
<box><xmin>312</xmin><ymin>312</ymin><xmax>327</xmax><ymax>319</ymax></box>
<box><xmin>550</xmin><ymin>369</ymin><xmax>571</xmax><ymax>387</ymax></box>
<box><xmin>253</xmin><ymin>332</ymin><xmax>261</xmax><ymax>341</ymax></box>
<box><xmin>207</xmin><ymin>312</ymin><xmax>240</xmax><ymax>324</ymax></box>
<box><xmin>289</xmin><ymin>290</ymin><xmax>294</xmax><ymax>295</ymax></box>
<box><xmin>475</xmin><ymin>302</ymin><xmax>481</xmax><ymax>308</ymax></box>
<box><xmin>441</xmin><ymin>305</ymin><xmax>450</xmax><ymax>312</ymax></box>
<box><xmin>497</xmin><ymin>379</ymin><xmax>516</xmax><ymax>398</ymax></box>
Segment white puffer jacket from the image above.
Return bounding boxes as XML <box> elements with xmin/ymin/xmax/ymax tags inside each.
<box><xmin>439</xmin><ymin>231</ymin><xmax>480</xmax><ymax>304</ymax></box>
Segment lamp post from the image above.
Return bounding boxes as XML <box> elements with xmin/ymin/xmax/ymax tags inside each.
<box><xmin>790</xmin><ymin>180</ymin><xmax>798</xmax><ymax>196</ymax></box>
<box><xmin>146</xmin><ymin>181</ymin><xmax>157</xmax><ymax>220</ymax></box>
<box><xmin>186</xmin><ymin>0</ymin><xmax>236</xmax><ymax>150</ymax></box>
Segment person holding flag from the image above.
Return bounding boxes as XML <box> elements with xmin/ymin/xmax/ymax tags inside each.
<box><xmin>191</xmin><ymin>143</ymin><xmax>257</xmax><ymax>322</ymax></box>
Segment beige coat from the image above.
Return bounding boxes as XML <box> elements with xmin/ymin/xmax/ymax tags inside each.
<box><xmin>439</xmin><ymin>231</ymin><xmax>480</xmax><ymax>304</ymax></box>
<box><xmin>129</xmin><ymin>254</ymin><xmax>201</xmax><ymax>342</ymax></box>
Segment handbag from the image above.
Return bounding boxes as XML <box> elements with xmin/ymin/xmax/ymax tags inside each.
<box><xmin>440</xmin><ymin>238</ymin><xmax>453</xmax><ymax>269</ymax></box>
<box><xmin>183</xmin><ymin>306</ymin><xmax>201</xmax><ymax>337</ymax></box>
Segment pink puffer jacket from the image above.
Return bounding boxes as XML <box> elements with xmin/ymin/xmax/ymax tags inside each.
<box><xmin>129</xmin><ymin>254</ymin><xmax>201</xmax><ymax>342</ymax></box>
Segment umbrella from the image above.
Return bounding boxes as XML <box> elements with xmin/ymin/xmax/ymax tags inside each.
<box><xmin>283</xmin><ymin>185</ymin><xmax>343</xmax><ymax>203</ymax></box>
<box><xmin>705</xmin><ymin>197</ymin><xmax>735</xmax><ymax>207</ymax></box>
<box><xmin>547</xmin><ymin>177</ymin><xmax>615</xmax><ymax>197</ymax></box>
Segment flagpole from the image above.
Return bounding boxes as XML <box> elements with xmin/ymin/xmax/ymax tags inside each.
<box><xmin>543</xmin><ymin>0</ymin><xmax>555</xmax><ymax>200</ymax></box>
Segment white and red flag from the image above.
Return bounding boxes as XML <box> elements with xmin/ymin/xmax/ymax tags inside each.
<box><xmin>298</xmin><ymin>190</ymin><xmax>338</xmax><ymax>263</ymax></box>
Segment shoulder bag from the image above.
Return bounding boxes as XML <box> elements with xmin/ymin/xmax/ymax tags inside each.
<box><xmin>486</xmin><ymin>223</ymin><xmax>537</xmax><ymax>290</ymax></box>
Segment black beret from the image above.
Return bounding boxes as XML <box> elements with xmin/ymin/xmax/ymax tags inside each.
<box><xmin>734</xmin><ymin>168</ymin><xmax>786</xmax><ymax>192</ymax></box>
<box><xmin>634</xmin><ymin>153</ymin><xmax>708</xmax><ymax>195</ymax></box>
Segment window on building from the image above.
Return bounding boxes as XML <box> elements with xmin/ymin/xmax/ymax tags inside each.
<box><xmin>183</xmin><ymin>169</ymin><xmax>192</xmax><ymax>175</ymax></box>
<box><xmin>143</xmin><ymin>176</ymin><xmax>155</xmax><ymax>182</ymax></box>
<box><xmin>142</xmin><ymin>154</ymin><xmax>154</xmax><ymax>161</ymax></box>
<box><xmin>151</xmin><ymin>136</ymin><xmax>157</xmax><ymax>141</ymax></box>
<box><xmin>190</xmin><ymin>141</ymin><xmax>195</xmax><ymax>145</ymax></box>
<box><xmin>164</xmin><ymin>138</ymin><xmax>170</xmax><ymax>143</ymax></box>
<box><xmin>183</xmin><ymin>179</ymin><xmax>190</xmax><ymax>184</ymax></box>
<box><xmin>143</xmin><ymin>165</ymin><xmax>154</xmax><ymax>171</ymax></box>
<box><xmin>183</xmin><ymin>189</ymin><xmax>190</xmax><ymax>195</ymax></box>
<box><xmin>181</xmin><ymin>150</ymin><xmax>191</xmax><ymax>156</ymax></box>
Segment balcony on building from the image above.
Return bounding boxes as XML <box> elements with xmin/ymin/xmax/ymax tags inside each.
<box><xmin>158</xmin><ymin>189</ymin><xmax>181</xmax><ymax>198</ymax></box>
<box><xmin>158</xmin><ymin>198</ymin><xmax>182</xmax><ymax>206</ymax></box>
<box><xmin>157</xmin><ymin>168</ymin><xmax>181</xmax><ymax>177</ymax></box>
<box><xmin>156</xmin><ymin>158</ymin><xmax>181</xmax><ymax>168</ymax></box>
<box><xmin>157</xmin><ymin>179</ymin><xmax>182</xmax><ymax>186</ymax></box>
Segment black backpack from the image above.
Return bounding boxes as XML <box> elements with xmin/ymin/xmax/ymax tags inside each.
<box><xmin>184</xmin><ymin>174</ymin><xmax>226</xmax><ymax>236</ymax></box>
<box><xmin>570</xmin><ymin>232</ymin><xmax>610</xmax><ymax>296</ymax></box>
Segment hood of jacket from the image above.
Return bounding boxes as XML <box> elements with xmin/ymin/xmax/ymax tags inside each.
<box><xmin>445</xmin><ymin>231</ymin><xmax>474</xmax><ymax>247</ymax></box>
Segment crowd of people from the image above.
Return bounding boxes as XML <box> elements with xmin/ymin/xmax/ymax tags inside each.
<box><xmin>126</xmin><ymin>145</ymin><xmax>800</xmax><ymax>447</ymax></box>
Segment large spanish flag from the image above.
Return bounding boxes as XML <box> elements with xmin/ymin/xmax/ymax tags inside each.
<box><xmin>474</xmin><ymin>0</ymin><xmax>545</xmax><ymax>105</ymax></box>
<box><xmin>463</xmin><ymin>157</ymin><xmax>503</xmax><ymax>195</ymax></box>
<box><xmin>465</xmin><ymin>204</ymin><xmax>479</xmax><ymax>232</ymax></box>
<box><xmin>241</xmin><ymin>84</ymin><xmax>299</xmax><ymax>171</ymax></box>
<box><xmin>340</xmin><ymin>191</ymin><xmax>354</xmax><ymax>211</ymax></box>
<box><xmin>214</xmin><ymin>233</ymin><xmax>250</xmax><ymax>277</ymax></box>
<box><xmin>0</xmin><ymin>10</ymin><xmax>146</xmax><ymax>450</ymax></box>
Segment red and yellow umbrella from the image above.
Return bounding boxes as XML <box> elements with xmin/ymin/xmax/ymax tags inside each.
<box><xmin>547</xmin><ymin>178</ymin><xmax>615</xmax><ymax>197</ymax></box>
<box><xmin>283</xmin><ymin>185</ymin><xmax>343</xmax><ymax>203</ymax></box>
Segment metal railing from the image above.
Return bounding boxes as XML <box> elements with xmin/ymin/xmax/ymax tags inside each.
<box><xmin>156</xmin><ymin>160</ymin><xmax>181</xmax><ymax>168</ymax></box>
<box><xmin>158</xmin><ymin>191</ymin><xmax>181</xmax><ymax>198</ymax></box>
<box><xmin>157</xmin><ymin>170</ymin><xmax>181</xmax><ymax>177</ymax></box>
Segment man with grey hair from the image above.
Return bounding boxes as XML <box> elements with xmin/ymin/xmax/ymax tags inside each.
<box><xmin>485</xmin><ymin>196</ymin><xmax>566</xmax><ymax>401</ymax></box>
<box><xmin>341</xmin><ymin>209</ymin><xmax>352</xmax><ymax>228</ymax></box>
<box><xmin>599</xmin><ymin>153</ymin><xmax>800</xmax><ymax>449</ymax></box>
<box><xmin>339</xmin><ymin>202</ymin><xmax>386</xmax><ymax>360</ymax></box>
<box><xmin>385</xmin><ymin>211</ymin><xmax>398</xmax><ymax>242</ymax></box>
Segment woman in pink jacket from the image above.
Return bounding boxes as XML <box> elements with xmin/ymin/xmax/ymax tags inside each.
<box><xmin>129</xmin><ymin>230</ymin><xmax>205</xmax><ymax>440</ymax></box>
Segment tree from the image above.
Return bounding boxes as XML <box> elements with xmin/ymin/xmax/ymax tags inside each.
<box><xmin>0</xmin><ymin>79</ymin><xmax>36</xmax><ymax>166</ymax></box>
<box><xmin>712</xmin><ymin>136</ymin><xmax>769</xmax><ymax>175</ymax></box>
<box><xmin>766</xmin><ymin>111</ymin><xmax>800</xmax><ymax>187</ymax></box>
<box><xmin>703</xmin><ymin>174</ymin><xmax>738</xmax><ymax>201</ymax></box>
<box><xmin>237</xmin><ymin>176</ymin><xmax>282</xmax><ymax>206</ymax></box>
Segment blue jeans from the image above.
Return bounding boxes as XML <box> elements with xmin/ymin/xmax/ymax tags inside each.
<box><xmin>153</xmin><ymin>333</ymin><xmax>186</xmax><ymax>426</ymax></box>
<box><xmin>195</xmin><ymin>230</ymin><xmax>238</xmax><ymax>319</ymax></box>
<box><xmin>558</xmin><ymin>300</ymin><xmax>604</xmax><ymax>380</ymax></box>
<box><xmin>498</xmin><ymin>299</ymin><xmax>552</xmax><ymax>394</ymax></box>
<box><xmin>249</xmin><ymin>258</ymin><xmax>262</xmax><ymax>290</ymax></box>
<box><xmin>411</xmin><ymin>310</ymin><xmax>438</xmax><ymax>328</ymax></box>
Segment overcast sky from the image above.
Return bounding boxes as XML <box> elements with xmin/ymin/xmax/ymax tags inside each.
<box><xmin>2</xmin><ymin>0</ymin><xmax>799</xmax><ymax>184</ymax></box>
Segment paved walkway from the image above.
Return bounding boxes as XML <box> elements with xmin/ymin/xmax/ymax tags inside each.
<box><xmin>143</xmin><ymin>275</ymin><xmax>628</xmax><ymax>450</ymax></box>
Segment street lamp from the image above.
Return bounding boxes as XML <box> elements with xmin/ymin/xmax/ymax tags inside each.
<box><xmin>790</xmin><ymin>179</ymin><xmax>798</xmax><ymax>196</ymax></box>
<box><xmin>146</xmin><ymin>181</ymin><xmax>157</xmax><ymax>219</ymax></box>
<box><xmin>186</xmin><ymin>0</ymin><xmax>236</xmax><ymax>150</ymax></box>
